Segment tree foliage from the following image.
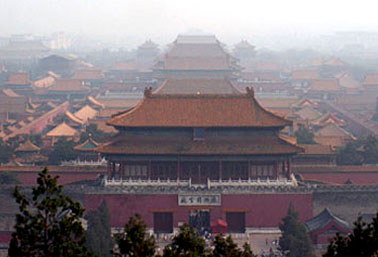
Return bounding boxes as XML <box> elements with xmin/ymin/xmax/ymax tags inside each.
<box><xmin>211</xmin><ymin>235</ymin><xmax>257</xmax><ymax>257</ymax></box>
<box><xmin>86</xmin><ymin>200</ymin><xmax>113</xmax><ymax>257</ymax></box>
<box><xmin>336</xmin><ymin>141</ymin><xmax>363</xmax><ymax>165</ymax></box>
<box><xmin>295</xmin><ymin>125</ymin><xmax>315</xmax><ymax>144</ymax></box>
<box><xmin>279</xmin><ymin>204</ymin><xmax>315</xmax><ymax>257</ymax></box>
<box><xmin>48</xmin><ymin>137</ymin><xmax>79</xmax><ymax>165</ymax></box>
<box><xmin>113</xmin><ymin>216</ymin><xmax>256</xmax><ymax>257</ymax></box>
<box><xmin>323</xmin><ymin>213</ymin><xmax>378</xmax><ymax>257</ymax></box>
<box><xmin>8</xmin><ymin>168</ymin><xmax>95</xmax><ymax>257</ymax></box>
<box><xmin>336</xmin><ymin>134</ymin><xmax>378</xmax><ymax>165</ymax></box>
<box><xmin>163</xmin><ymin>224</ymin><xmax>207</xmax><ymax>257</ymax></box>
<box><xmin>113</xmin><ymin>214</ymin><xmax>156</xmax><ymax>257</ymax></box>
<box><xmin>360</xmin><ymin>134</ymin><xmax>378</xmax><ymax>164</ymax></box>
<box><xmin>0</xmin><ymin>138</ymin><xmax>13</xmax><ymax>164</ymax></box>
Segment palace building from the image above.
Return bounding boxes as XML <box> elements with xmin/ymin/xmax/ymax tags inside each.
<box><xmin>154</xmin><ymin>35</ymin><xmax>241</xmax><ymax>80</ymax></box>
<box><xmin>86</xmin><ymin>86</ymin><xmax>313</xmax><ymax>234</ymax></box>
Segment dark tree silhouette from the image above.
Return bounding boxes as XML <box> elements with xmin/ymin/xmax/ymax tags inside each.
<box><xmin>211</xmin><ymin>235</ymin><xmax>257</xmax><ymax>257</ymax></box>
<box><xmin>163</xmin><ymin>224</ymin><xmax>207</xmax><ymax>257</ymax></box>
<box><xmin>8</xmin><ymin>168</ymin><xmax>95</xmax><ymax>257</ymax></box>
<box><xmin>295</xmin><ymin>125</ymin><xmax>315</xmax><ymax>144</ymax></box>
<box><xmin>113</xmin><ymin>214</ymin><xmax>156</xmax><ymax>257</ymax></box>
<box><xmin>86</xmin><ymin>200</ymin><xmax>113</xmax><ymax>257</ymax></box>
<box><xmin>0</xmin><ymin>138</ymin><xmax>12</xmax><ymax>164</ymax></box>
<box><xmin>48</xmin><ymin>137</ymin><xmax>79</xmax><ymax>165</ymax></box>
<box><xmin>323</xmin><ymin>213</ymin><xmax>378</xmax><ymax>257</ymax></box>
<box><xmin>279</xmin><ymin>204</ymin><xmax>315</xmax><ymax>257</ymax></box>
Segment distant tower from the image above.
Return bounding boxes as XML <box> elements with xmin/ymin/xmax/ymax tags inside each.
<box><xmin>233</xmin><ymin>40</ymin><xmax>256</xmax><ymax>59</ymax></box>
<box><xmin>136</xmin><ymin>40</ymin><xmax>160</xmax><ymax>67</ymax></box>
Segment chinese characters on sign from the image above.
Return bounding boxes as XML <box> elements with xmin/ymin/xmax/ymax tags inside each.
<box><xmin>178</xmin><ymin>194</ymin><xmax>221</xmax><ymax>206</ymax></box>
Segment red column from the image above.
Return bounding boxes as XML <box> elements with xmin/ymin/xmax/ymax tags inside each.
<box><xmin>148</xmin><ymin>160</ymin><xmax>152</xmax><ymax>180</ymax></box>
<box><xmin>111</xmin><ymin>161</ymin><xmax>115</xmax><ymax>178</ymax></box>
<box><xmin>107</xmin><ymin>161</ymin><xmax>111</xmax><ymax>178</ymax></box>
<box><xmin>288</xmin><ymin>158</ymin><xmax>292</xmax><ymax>179</ymax></box>
<box><xmin>275</xmin><ymin>162</ymin><xmax>279</xmax><ymax>179</ymax></box>
<box><xmin>177</xmin><ymin>160</ymin><xmax>180</xmax><ymax>180</ymax></box>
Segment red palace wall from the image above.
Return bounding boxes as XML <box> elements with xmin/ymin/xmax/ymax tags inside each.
<box><xmin>0</xmin><ymin>166</ymin><xmax>105</xmax><ymax>185</ymax></box>
<box><xmin>85</xmin><ymin>193</ymin><xmax>313</xmax><ymax>228</ymax></box>
<box><xmin>301</xmin><ymin>172</ymin><xmax>378</xmax><ymax>185</ymax></box>
<box><xmin>16</xmin><ymin>172</ymin><xmax>100</xmax><ymax>185</ymax></box>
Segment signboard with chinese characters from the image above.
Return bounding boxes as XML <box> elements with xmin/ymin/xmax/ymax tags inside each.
<box><xmin>178</xmin><ymin>194</ymin><xmax>221</xmax><ymax>206</ymax></box>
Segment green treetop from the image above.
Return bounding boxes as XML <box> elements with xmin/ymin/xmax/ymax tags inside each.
<box><xmin>8</xmin><ymin>168</ymin><xmax>95</xmax><ymax>257</ymax></box>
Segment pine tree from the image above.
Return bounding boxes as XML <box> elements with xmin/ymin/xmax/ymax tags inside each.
<box><xmin>86</xmin><ymin>200</ymin><xmax>113</xmax><ymax>257</ymax></box>
<box><xmin>336</xmin><ymin>141</ymin><xmax>363</xmax><ymax>165</ymax></box>
<box><xmin>323</xmin><ymin>213</ymin><xmax>378</xmax><ymax>257</ymax></box>
<box><xmin>163</xmin><ymin>224</ymin><xmax>207</xmax><ymax>257</ymax></box>
<box><xmin>279</xmin><ymin>204</ymin><xmax>315</xmax><ymax>257</ymax></box>
<box><xmin>212</xmin><ymin>235</ymin><xmax>240</xmax><ymax>257</ymax></box>
<box><xmin>211</xmin><ymin>235</ymin><xmax>257</xmax><ymax>257</ymax></box>
<box><xmin>0</xmin><ymin>138</ymin><xmax>12</xmax><ymax>164</ymax></box>
<box><xmin>113</xmin><ymin>214</ymin><xmax>156</xmax><ymax>257</ymax></box>
<box><xmin>48</xmin><ymin>137</ymin><xmax>79</xmax><ymax>165</ymax></box>
<box><xmin>8</xmin><ymin>168</ymin><xmax>95</xmax><ymax>257</ymax></box>
<box><xmin>241</xmin><ymin>242</ymin><xmax>257</xmax><ymax>257</ymax></box>
<box><xmin>361</xmin><ymin>134</ymin><xmax>378</xmax><ymax>164</ymax></box>
<box><xmin>294</xmin><ymin>125</ymin><xmax>315</xmax><ymax>144</ymax></box>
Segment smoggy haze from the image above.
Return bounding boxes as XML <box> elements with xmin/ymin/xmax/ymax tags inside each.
<box><xmin>1</xmin><ymin>0</ymin><xmax>378</xmax><ymax>48</ymax></box>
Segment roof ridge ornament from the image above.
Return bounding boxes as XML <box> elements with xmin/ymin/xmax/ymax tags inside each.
<box><xmin>246</xmin><ymin>87</ymin><xmax>254</xmax><ymax>98</ymax></box>
<box><xmin>144</xmin><ymin>87</ymin><xmax>153</xmax><ymax>97</ymax></box>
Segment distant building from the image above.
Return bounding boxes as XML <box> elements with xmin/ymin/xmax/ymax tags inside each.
<box><xmin>4</xmin><ymin>72</ymin><xmax>32</xmax><ymax>95</ymax></box>
<box><xmin>293</xmin><ymin>144</ymin><xmax>337</xmax><ymax>167</ymax></box>
<box><xmin>0</xmin><ymin>36</ymin><xmax>50</xmax><ymax>70</ymax></box>
<box><xmin>305</xmin><ymin>208</ymin><xmax>351</xmax><ymax>249</ymax></box>
<box><xmin>72</xmin><ymin>69</ymin><xmax>105</xmax><ymax>88</ymax></box>
<box><xmin>154</xmin><ymin>35</ymin><xmax>241</xmax><ymax>80</ymax></box>
<box><xmin>363</xmin><ymin>73</ymin><xmax>378</xmax><ymax>92</ymax></box>
<box><xmin>46</xmin><ymin>79</ymin><xmax>89</xmax><ymax>100</ymax></box>
<box><xmin>136</xmin><ymin>40</ymin><xmax>160</xmax><ymax>67</ymax></box>
<box><xmin>45</xmin><ymin>122</ymin><xmax>79</xmax><ymax>146</ymax></box>
<box><xmin>38</xmin><ymin>54</ymin><xmax>77</xmax><ymax>76</ymax></box>
<box><xmin>48</xmin><ymin>32</ymin><xmax>71</xmax><ymax>50</ymax></box>
<box><xmin>74</xmin><ymin>136</ymin><xmax>100</xmax><ymax>162</ymax></box>
<box><xmin>14</xmin><ymin>140</ymin><xmax>47</xmax><ymax>165</ymax></box>
<box><xmin>233</xmin><ymin>40</ymin><xmax>256</xmax><ymax>59</ymax></box>
<box><xmin>314</xmin><ymin>123</ymin><xmax>355</xmax><ymax>147</ymax></box>
<box><xmin>307</xmin><ymin>79</ymin><xmax>342</xmax><ymax>100</ymax></box>
<box><xmin>0</xmin><ymin>89</ymin><xmax>26</xmax><ymax>122</ymax></box>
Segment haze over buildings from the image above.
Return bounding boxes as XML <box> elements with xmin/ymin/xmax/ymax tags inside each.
<box><xmin>1</xmin><ymin>0</ymin><xmax>378</xmax><ymax>49</ymax></box>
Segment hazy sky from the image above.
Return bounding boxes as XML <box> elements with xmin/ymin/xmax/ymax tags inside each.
<box><xmin>1</xmin><ymin>0</ymin><xmax>378</xmax><ymax>47</ymax></box>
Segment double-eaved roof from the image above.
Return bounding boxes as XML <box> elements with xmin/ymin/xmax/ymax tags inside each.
<box><xmin>155</xmin><ymin>35</ymin><xmax>239</xmax><ymax>72</ymax></box>
<box><xmin>97</xmin><ymin>133</ymin><xmax>300</xmax><ymax>155</ymax></box>
<box><xmin>107</xmin><ymin>88</ymin><xmax>291</xmax><ymax>128</ymax></box>
<box><xmin>15</xmin><ymin>140</ymin><xmax>40</xmax><ymax>152</ymax></box>
<box><xmin>305</xmin><ymin>208</ymin><xmax>350</xmax><ymax>234</ymax></box>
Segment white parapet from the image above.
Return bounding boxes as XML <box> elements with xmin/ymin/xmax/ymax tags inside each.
<box><xmin>104</xmin><ymin>177</ymin><xmax>297</xmax><ymax>187</ymax></box>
